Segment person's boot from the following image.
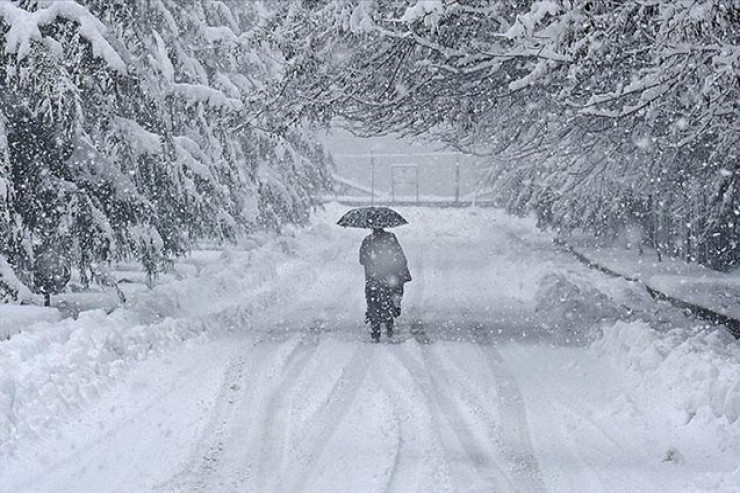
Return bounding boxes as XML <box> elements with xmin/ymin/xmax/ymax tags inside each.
<box><xmin>371</xmin><ymin>324</ymin><xmax>381</xmax><ymax>343</ymax></box>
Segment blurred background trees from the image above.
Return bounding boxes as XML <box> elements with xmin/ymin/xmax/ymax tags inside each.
<box><xmin>271</xmin><ymin>0</ymin><xmax>740</xmax><ymax>269</ymax></box>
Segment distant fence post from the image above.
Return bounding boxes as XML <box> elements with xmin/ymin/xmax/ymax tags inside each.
<box><xmin>416</xmin><ymin>166</ymin><xmax>420</xmax><ymax>204</ymax></box>
<box><xmin>370</xmin><ymin>148</ymin><xmax>375</xmax><ymax>205</ymax></box>
<box><xmin>391</xmin><ymin>175</ymin><xmax>395</xmax><ymax>204</ymax></box>
<box><xmin>455</xmin><ymin>161</ymin><xmax>460</xmax><ymax>204</ymax></box>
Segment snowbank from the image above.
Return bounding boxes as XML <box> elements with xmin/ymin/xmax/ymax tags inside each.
<box><xmin>593</xmin><ymin>321</ymin><xmax>740</xmax><ymax>428</ymax></box>
<box><xmin>535</xmin><ymin>271</ymin><xmax>626</xmax><ymax>344</ymax></box>
<box><xmin>568</xmin><ymin>243</ymin><xmax>740</xmax><ymax>325</ymax></box>
<box><xmin>0</xmin><ymin>305</ymin><xmax>60</xmax><ymax>340</ymax></box>
<box><xmin>0</xmin><ymin>221</ymin><xmax>339</xmax><ymax>456</ymax></box>
<box><xmin>0</xmin><ymin>309</ymin><xmax>207</xmax><ymax>455</ymax></box>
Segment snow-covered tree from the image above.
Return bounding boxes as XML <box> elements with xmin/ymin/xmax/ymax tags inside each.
<box><xmin>272</xmin><ymin>0</ymin><xmax>740</xmax><ymax>269</ymax></box>
<box><xmin>0</xmin><ymin>0</ymin><xmax>331</xmax><ymax>301</ymax></box>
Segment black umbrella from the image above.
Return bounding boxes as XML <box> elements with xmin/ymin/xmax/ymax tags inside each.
<box><xmin>337</xmin><ymin>206</ymin><xmax>408</xmax><ymax>229</ymax></box>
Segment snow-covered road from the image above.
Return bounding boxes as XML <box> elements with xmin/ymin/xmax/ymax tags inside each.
<box><xmin>3</xmin><ymin>205</ymin><xmax>739</xmax><ymax>492</ymax></box>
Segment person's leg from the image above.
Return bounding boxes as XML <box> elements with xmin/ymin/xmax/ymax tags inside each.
<box><xmin>377</xmin><ymin>283</ymin><xmax>396</xmax><ymax>337</ymax></box>
<box><xmin>371</xmin><ymin>323</ymin><xmax>381</xmax><ymax>342</ymax></box>
<box><xmin>378</xmin><ymin>282</ymin><xmax>394</xmax><ymax>321</ymax></box>
<box><xmin>366</xmin><ymin>280</ymin><xmax>382</xmax><ymax>341</ymax></box>
<box><xmin>392</xmin><ymin>283</ymin><xmax>404</xmax><ymax>317</ymax></box>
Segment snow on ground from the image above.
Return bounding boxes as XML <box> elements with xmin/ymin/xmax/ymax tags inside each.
<box><xmin>0</xmin><ymin>305</ymin><xmax>60</xmax><ymax>340</ymax></box>
<box><xmin>569</xmin><ymin>242</ymin><xmax>740</xmax><ymax>322</ymax></box>
<box><xmin>1</xmin><ymin>204</ymin><xmax>740</xmax><ymax>492</ymax></box>
<box><xmin>0</xmin><ymin>230</ymin><xmax>323</xmax><ymax>457</ymax></box>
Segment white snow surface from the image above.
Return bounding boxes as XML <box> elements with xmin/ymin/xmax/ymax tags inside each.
<box><xmin>1</xmin><ymin>204</ymin><xmax>739</xmax><ymax>492</ymax></box>
<box><xmin>0</xmin><ymin>305</ymin><xmax>60</xmax><ymax>340</ymax></box>
<box><xmin>571</xmin><ymin>243</ymin><xmax>740</xmax><ymax>321</ymax></box>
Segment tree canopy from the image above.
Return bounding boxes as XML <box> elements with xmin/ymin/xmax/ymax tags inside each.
<box><xmin>1</xmin><ymin>0</ymin><xmax>739</xmax><ymax>303</ymax></box>
<box><xmin>271</xmin><ymin>0</ymin><xmax>740</xmax><ymax>268</ymax></box>
<box><xmin>0</xmin><ymin>0</ymin><xmax>332</xmax><ymax>300</ymax></box>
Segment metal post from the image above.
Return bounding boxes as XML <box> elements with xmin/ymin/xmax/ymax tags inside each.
<box><xmin>370</xmin><ymin>148</ymin><xmax>375</xmax><ymax>205</ymax></box>
<box><xmin>391</xmin><ymin>167</ymin><xmax>395</xmax><ymax>204</ymax></box>
<box><xmin>455</xmin><ymin>161</ymin><xmax>460</xmax><ymax>204</ymax></box>
<box><xmin>416</xmin><ymin>167</ymin><xmax>420</xmax><ymax>204</ymax></box>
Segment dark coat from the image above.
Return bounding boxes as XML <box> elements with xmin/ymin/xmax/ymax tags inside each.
<box><xmin>359</xmin><ymin>230</ymin><xmax>411</xmax><ymax>286</ymax></box>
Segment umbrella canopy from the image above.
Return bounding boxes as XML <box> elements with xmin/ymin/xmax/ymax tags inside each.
<box><xmin>337</xmin><ymin>206</ymin><xmax>408</xmax><ymax>229</ymax></box>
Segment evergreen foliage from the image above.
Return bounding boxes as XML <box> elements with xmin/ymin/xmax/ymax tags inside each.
<box><xmin>0</xmin><ymin>0</ymin><xmax>332</xmax><ymax>301</ymax></box>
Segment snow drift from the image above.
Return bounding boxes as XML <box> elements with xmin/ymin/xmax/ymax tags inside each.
<box><xmin>594</xmin><ymin>321</ymin><xmax>740</xmax><ymax>427</ymax></box>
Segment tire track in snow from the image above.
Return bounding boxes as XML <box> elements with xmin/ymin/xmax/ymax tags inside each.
<box><xmin>159</xmin><ymin>352</ymin><xmax>251</xmax><ymax>493</ymax></box>
<box><xmin>371</xmin><ymin>354</ymin><xmax>441</xmax><ymax>493</ymax></box>
<box><xmin>371</xmin><ymin>367</ymin><xmax>407</xmax><ymax>493</ymax></box>
<box><xmin>158</xmin><ymin>330</ymin><xmax>311</xmax><ymax>492</ymax></box>
<box><xmin>473</xmin><ymin>328</ymin><xmax>546</xmax><ymax>492</ymax></box>
<box><xmin>499</xmin><ymin>344</ymin><xmax>639</xmax><ymax>491</ymax></box>
<box><xmin>390</xmin><ymin>341</ymin><xmax>518</xmax><ymax>492</ymax></box>
<box><xmin>257</xmin><ymin>330</ymin><xmax>323</xmax><ymax>493</ymax></box>
<box><xmin>400</xmin><ymin>221</ymin><xmax>522</xmax><ymax>490</ymax></box>
<box><xmin>547</xmin><ymin>399</ymin><xmax>623</xmax><ymax>490</ymax></box>
<box><xmin>403</xmin><ymin>227</ymin><xmax>427</xmax><ymax>342</ymax></box>
<box><xmin>286</xmin><ymin>345</ymin><xmax>375</xmax><ymax>492</ymax></box>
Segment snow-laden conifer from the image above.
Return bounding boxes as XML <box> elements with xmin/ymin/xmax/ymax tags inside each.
<box><xmin>0</xmin><ymin>0</ymin><xmax>331</xmax><ymax>301</ymax></box>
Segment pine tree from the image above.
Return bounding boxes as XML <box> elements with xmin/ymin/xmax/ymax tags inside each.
<box><xmin>0</xmin><ymin>0</ymin><xmax>332</xmax><ymax>302</ymax></box>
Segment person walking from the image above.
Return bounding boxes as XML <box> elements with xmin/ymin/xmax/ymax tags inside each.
<box><xmin>359</xmin><ymin>227</ymin><xmax>411</xmax><ymax>342</ymax></box>
<box><xmin>337</xmin><ymin>206</ymin><xmax>411</xmax><ymax>342</ymax></box>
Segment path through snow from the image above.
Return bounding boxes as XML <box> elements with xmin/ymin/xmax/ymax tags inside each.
<box><xmin>2</xmin><ymin>205</ymin><xmax>739</xmax><ymax>492</ymax></box>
